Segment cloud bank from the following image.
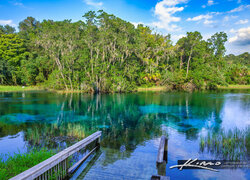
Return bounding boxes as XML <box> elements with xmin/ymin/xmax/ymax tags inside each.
<box><xmin>152</xmin><ymin>0</ymin><xmax>187</xmax><ymax>32</ymax></box>
<box><xmin>229</xmin><ymin>27</ymin><xmax>250</xmax><ymax>46</ymax></box>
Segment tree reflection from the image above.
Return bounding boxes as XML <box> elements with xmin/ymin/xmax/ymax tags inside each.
<box><xmin>0</xmin><ymin>92</ymin><xmax>229</xmax><ymax>165</ymax></box>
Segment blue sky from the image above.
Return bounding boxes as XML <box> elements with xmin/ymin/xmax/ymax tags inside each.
<box><xmin>0</xmin><ymin>0</ymin><xmax>249</xmax><ymax>55</ymax></box>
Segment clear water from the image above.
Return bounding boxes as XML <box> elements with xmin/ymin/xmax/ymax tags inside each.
<box><xmin>0</xmin><ymin>91</ymin><xmax>249</xmax><ymax>179</ymax></box>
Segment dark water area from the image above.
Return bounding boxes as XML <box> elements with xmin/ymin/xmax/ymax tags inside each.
<box><xmin>0</xmin><ymin>91</ymin><xmax>249</xmax><ymax>179</ymax></box>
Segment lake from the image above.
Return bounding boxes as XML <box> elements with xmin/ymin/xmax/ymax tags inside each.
<box><xmin>0</xmin><ymin>91</ymin><xmax>249</xmax><ymax>179</ymax></box>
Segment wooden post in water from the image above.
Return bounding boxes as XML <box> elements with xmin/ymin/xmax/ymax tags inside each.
<box><xmin>156</xmin><ymin>136</ymin><xmax>167</xmax><ymax>164</ymax></box>
<box><xmin>164</xmin><ymin>137</ymin><xmax>168</xmax><ymax>163</ymax></box>
<box><xmin>156</xmin><ymin>136</ymin><xmax>168</xmax><ymax>177</ymax></box>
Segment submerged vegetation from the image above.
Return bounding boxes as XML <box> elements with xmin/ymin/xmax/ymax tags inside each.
<box><xmin>0</xmin><ymin>11</ymin><xmax>249</xmax><ymax>93</ymax></box>
<box><xmin>200</xmin><ymin>128</ymin><xmax>250</xmax><ymax>160</ymax></box>
<box><xmin>0</xmin><ymin>148</ymin><xmax>55</xmax><ymax>179</ymax></box>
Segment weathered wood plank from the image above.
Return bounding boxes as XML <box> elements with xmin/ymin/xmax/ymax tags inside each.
<box><xmin>10</xmin><ymin>131</ymin><xmax>102</xmax><ymax>180</ymax></box>
<box><xmin>151</xmin><ymin>175</ymin><xmax>170</xmax><ymax>180</ymax></box>
<box><xmin>164</xmin><ymin>138</ymin><xmax>168</xmax><ymax>163</ymax></box>
<box><xmin>157</xmin><ymin>162</ymin><xmax>166</xmax><ymax>176</ymax></box>
<box><xmin>68</xmin><ymin>145</ymin><xmax>98</xmax><ymax>174</ymax></box>
<box><xmin>73</xmin><ymin>149</ymin><xmax>102</xmax><ymax>179</ymax></box>
<box><xmin>156</xmin><ymin>136</ymin><xmax>166</xmax><ymax>164</ymax></box>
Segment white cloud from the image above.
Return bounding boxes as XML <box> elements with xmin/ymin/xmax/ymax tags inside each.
<box><xmin>187</xmin><ymin>14</ymin><xmax>212</xmax><ymax>21</ymax></box>
<box><xmin>13</xmin><ymin>2</ymin><xmax>24</xmax><ymax>7</ymax></box>
<box><xmin>229</xmin><ymin>27</ymin><xmax>250</xmax><ymax>46</ymax></box>
<box><xmin>207</xmin><ymin>0</ymin><xmax>215</xmax><ymax>6</ymax></box>
<box><xmin>0</xmin><ymin>20</ymin><xmax>14</xmax><ymax>26</ymax></box>
<box><xmin>210</xmin><ymin>11</ymin><xmax>222</xmax><ymax>15</ymax></box>
<box><xmin>83</xmin><ymin>0</ymin><xmax>103</xmax><ymax>8</ymax></box>
<box><xmin>235</xmin><ymin>19</ymin><xmax>249</xmax><ymax>24</ymax></box>
<box><xmin>158</xmin><ymin>0</ymin><xmax>186</xmax><ymax>6</ymax></box>
<box><xmin>172</xmin><ymin>34</ymin><xmax>185</xmax><ymax>42</ymax></box>
<box><xmin>131</xmin><ymin>22</ymin><xmax>144</xmax><ymax>27</ymax></box>
<box><xmin>203</xmin><ymin>33</ymin><xmax>214</xmax><ymax>40</ymax></box>
<box><xmin>223</xmin><ymin>15</ymin><xmax>238</xmax><ymax>22</ymax></box>
<box><xmin>187</xmin><ymin>14</ymin><xmax>217</xmax><ymax>26</ymax></box>
<box><xmin>228</xmin><ymin>5</ymin><xmax>250</xmax><ymax>13</ymax></box>
<box><xmin>202</xmin><ymin>0</ymin><xmax>216</xmax><ymax>8</ymax></box>
<box><xmin>229</xmin><ymin>28</ymin><xmax>236</xmax><ymax>33</ymax></box>
<box><xmin>152</xmin><ymin>0</ymin><xmax>187</xmax><ymax>32</ymax></box>
<box><xmin>204</xmin><ymin>19</ymin><xmax>215</xmax><ymax>25</ymax></box>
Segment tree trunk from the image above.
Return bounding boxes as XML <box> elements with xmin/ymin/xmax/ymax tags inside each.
<box><xmin>68</xmin><ymin>76</ymin><xmax>73</xmax><ymax>91</ymax></box>
<box><xmin>55</xmin><ymin>57</ymin><xmax>68</xmax><ymax>90</ymax></box>
<box><xmin>90</xmin><ymin>48</ymin><xmax>93</xmax><ymax>77</ymax></box>
<box><xmin>186</xmin><ymin>47</ymin><xmax>193</xmax><ymax>78</ymax></box>
<box><xmin>180</xmin><ymin>49</ymin><xmax>184</xmax><ymax>70</ymax></box>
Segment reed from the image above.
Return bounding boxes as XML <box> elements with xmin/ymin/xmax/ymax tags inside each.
<box><xmin>200</xmin><ymin>128</ymin><xmax>249</xmax><ymax>160</ymax></box>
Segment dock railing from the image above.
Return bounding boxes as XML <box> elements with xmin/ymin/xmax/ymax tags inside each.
<box><xmin>10</xmin><ymin>131</ymin><xmax>102</xmax><ymax>180</ymax></box>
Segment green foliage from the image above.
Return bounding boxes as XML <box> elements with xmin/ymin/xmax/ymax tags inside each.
<box><xmin>0</xmin><ymin>25</ymin><xmax>15</xmax><ymax>34</ymax></box>
<box><xmin>0</xmin><ymin>34</ymin><xmax>27</xmax><ymax>85</ymax></box>
<box><xmin>0</xmin><ymin>11</ymin><xmax>248</xmax><ymax>92</ymax></box>
<box><xmin>200</xmin><ymin>128</ymin><xmax>249</xmax><ymax>160</ymax></box>
<box><xmin>208</xmin><ymin>32</ymin><xmax>227</xmax><ymax>58</ymax></box>
<box><xmin>0</xmin><ymin>148</ymin><xmax>55</xmax><ymax>179</ymax></box>
<box><xmin>161</xmin><ymin>70</ymin><xmax>186</xmax><ymax>90</ymax></box>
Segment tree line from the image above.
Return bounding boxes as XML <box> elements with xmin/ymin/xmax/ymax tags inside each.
<box><xmin>0</xmin><ymin>10</ymin><xmax>249</xmax><ymax>92</ymax></box>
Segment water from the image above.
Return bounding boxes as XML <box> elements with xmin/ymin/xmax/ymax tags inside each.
<box><xmin>0</xmin><ymin>91</ymin><xmax>249</xmax><ymax>179</ymax></box>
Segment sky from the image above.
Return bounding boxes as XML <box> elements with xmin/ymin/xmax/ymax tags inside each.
<box><xmin>0</xmin><ymin>0</ymin><xmax>249</xmax><ymax>55</ymax></box>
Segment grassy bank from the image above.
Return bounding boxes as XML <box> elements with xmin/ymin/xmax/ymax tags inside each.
<box><xmin>0</xmin><ymin>86</ymin><xmax>42</xmax><ymax>92</ymax></box>
<box><xmin>218</xmin><ymin>85</ymin><xmax>250</xmax><ymax>89</ymax></box>
<box><xmin>1</xmin><ymin>84</ymin><xmax>249</xmax><ymax>93</ymax></box>
<box><xmin>0</xmin><ymin>148</ymin><xmax>55</xmax><ymax>179</ymax></box>
<box><xmin>137</xmin><ymin>86</ymin><xmax>168</xmax><ymax>92</ymax></box>
<box><xmin>138</xmin><ymin>85</ymin><xmax>250</xmax><ymax>91</ymax></box>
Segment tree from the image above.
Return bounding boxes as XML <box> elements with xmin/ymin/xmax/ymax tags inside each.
<box><xmin>18</xmin><ymin>17</ymin><xmax>40</xmax><ymax>39</ymax></box>
<box><xmin>0</xmin><ymin>34</ymin><xmax>26</xmax><ymax>84</ymax></box>
<box><xmin>35</xmin><ymin>20</ymin><xmax>84</xmax><ymax>90</ymax></box>
<box><xmin>0</xmin><ymin>25</ymin><xmax>15</xmax><ymax>34</ymax></box>
<box><xmin>177</xmin><ymin>31</ymin><xmax>203</xmax><ymax>78</ymax></box>
<box><xmin>208</xmin><ymin>32</ymin><xmax>227</xmax><ymax>59</ymax></box>
<box><xmin>0</xmin><ymin>11</ymin><xmax>247</xmax><ymax>91</ymax></box>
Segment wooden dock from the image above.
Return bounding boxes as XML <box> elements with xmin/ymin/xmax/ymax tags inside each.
<box><xmin>10</xmin><ymin>131</ymin><xmax>102</xmax><ymax>180</ymax></box>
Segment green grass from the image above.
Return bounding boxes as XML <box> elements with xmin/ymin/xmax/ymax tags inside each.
<box><xmin>0</xmin><ymin>148</ymin><xmax>56</xmax><ymax>179</ymax></box>
<box><xmin>137</xmin><ymin>86</ymin><xmax>168</xmax><ymax>92</ymax></box>
<box><xmin>218</xmin><ymin>85</ymin><xmax>250</xmax><ymax>89</ymax></box>
<box><xmin>0</xmin><ymin>85</ymin><xmax>42</xmax><ymax>92</ymax></box>
<box><xmin>1</xmin><ymin>84</ymin><xmax>249</xmax><ymax>92</ymax></box>
<box><xmin>200</xmin><ymin>128</ymin><xmax>249</xmax><ymax>160</ymax></box>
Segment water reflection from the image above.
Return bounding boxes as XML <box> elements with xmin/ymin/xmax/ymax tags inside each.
<box><xmin>0</xmin><ymin>91</ymin><xmax>249</xmax><ymax>179</ymax></box>
<box><xmin>200</xmin><ymin>128</ymin><xmax>250</xmax><ymax>160</ymax></box>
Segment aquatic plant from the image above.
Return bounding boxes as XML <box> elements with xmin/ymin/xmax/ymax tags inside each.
<box><xmin>200</xmin><ymin>128</ymin><xmax>249</xmax><ymax>160</ymax></box>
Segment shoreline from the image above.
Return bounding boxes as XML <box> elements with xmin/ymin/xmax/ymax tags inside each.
<box><xmin>0</xmin><ymin>85</ymin><xmax>249</xmax><ymax>93</ymax></box>
<box><xmin>217</xmin><ymin>85</ymin><xmax>250</xmax><ymax>90</ymax></box>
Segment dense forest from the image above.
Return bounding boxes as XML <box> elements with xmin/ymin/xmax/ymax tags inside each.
<box><xmin>0</xmin><ymin>10</ymin><xmax>249</xmax><ymax>92</ymax></box>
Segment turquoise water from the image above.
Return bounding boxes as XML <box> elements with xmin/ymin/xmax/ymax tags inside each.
<box><xmin>0</xmin><ymin>91</ymin><xmax>249</xmax><ymax>179</ymax></box>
